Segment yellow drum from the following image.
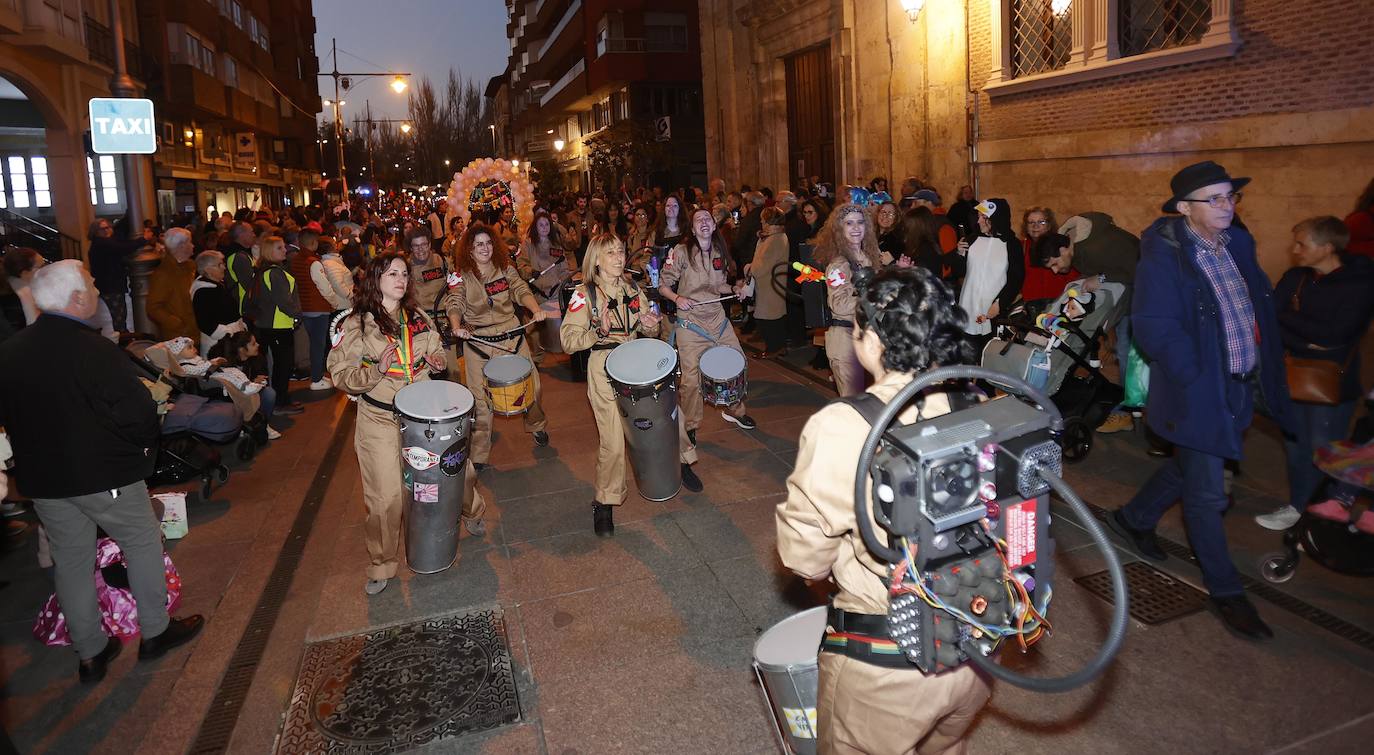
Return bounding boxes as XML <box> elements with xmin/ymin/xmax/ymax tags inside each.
<box><xmin>482</xmin><ymin>354</ymin><xmax>535</xmax><ymax>415</ymax></box>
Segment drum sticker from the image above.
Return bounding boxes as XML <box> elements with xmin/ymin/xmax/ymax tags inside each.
<box><xmin>440</xmin><ymin>441</ymin><xmax>467</xmax><ymax>477</ymax></box>
<box><xmin>567</xmin><ymin>290</ymin><xmax>588</xmax><ymax>312</ymax></box>
<box><xmin>782</xmin><ymin>707</ymin><xmax>818</xmax><ymax>739</ymax></box>
<box><xmin>1005</xmin><ymin>500</ymin><xmax>1038</xmax><ymax>569</ymax></box>
<box><xmin>420</xmin><ymin>267</ymin><xmax>444</xmax><ymax>282</ymax></box>
<box><xmin>402</xmin><ymin>446</ymin><xmax>441</xmax><ymax>471</ymax></box>
<box><xmin>826</xmin><ymin>268</ymin><xmax>848</xmax><ymax>288</ymax></box>
<box><xmin>633</xmin><ymin>418</ymin><xmax>653</xmax><ymax>431</ymax></box>
<box><xmin>447</xmin><ymin>272</ymin><xmax>463</xmax><ymax>289</ymax></box>
<box><xmin>484</xmin><ymin>279</ymin><xmax>510</xmax><ymax>297</ymax></box>
<box><xmin>403</xmin><ymin>469</ymin><xmax>413</xmax><ymax>489</ymax></box>
<box><xmin>413</xmin><ymin>482</ymin><xmax>439</xmax><ymax>503</ymax></box>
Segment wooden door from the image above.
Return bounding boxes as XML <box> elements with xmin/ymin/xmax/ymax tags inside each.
<box><xmin>784</xmin><ymin>44</ymin><xmax>835</xmax><ymax>188</ymax></box>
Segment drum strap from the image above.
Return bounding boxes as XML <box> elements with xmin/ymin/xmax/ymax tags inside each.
<box><xmin>359</xmin><ymin>392</ymin><xmax>394</xmax><ymax>413</ymax></box>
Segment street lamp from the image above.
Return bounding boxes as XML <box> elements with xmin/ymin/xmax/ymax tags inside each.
<box><xmin>319</xmin><ymin>38</ymin><xmax>411</xmax><ymax>195</ymax></box>
<box><xmin>488</xmin><ymin>124</ymin><xmax>497</xmax><ymax>153</ymax></box>
<box><xmin>553</xmin><ymin>139</ymin><xmax>565</xmax><ymax>152</ymax></box>
<box><xmin>390</xmin><ymin>76</ymin><xmax>408</xmax><ymax>94</ymax></box>
<box><xmin>444</xmin><ymin>159</ymin><xmax>451</xmax><ymax>166</ymax></box>
<box><xmin>400</xmin><ymin>122</ymin><xmax>412</xmax><ymax>134</ymax></box>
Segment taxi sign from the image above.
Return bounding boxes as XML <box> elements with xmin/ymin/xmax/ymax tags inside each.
<box><xmin>88</xmin><ymin>97</ymin><xmax>156</xmax><ymax>154</ymax></box>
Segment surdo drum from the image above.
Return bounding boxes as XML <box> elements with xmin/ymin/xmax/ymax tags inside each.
<box><xmin>605</xmin><ymin>339</ymin><xmax>682</xmax><ymax>501</ymax></box>
<box><xmin>394</xmin><ymin>380</ymin><xmax>476</xmax><ymax>574</ymax></box>
<box><xmin>753</xmin><ymin>606</ymin><xmax>827</xmax><ymax>755</ymax></box>
<box><xmin>699</xmin><ymin>345</ymin><xmax>748</xmax><ymax>406</ymax></box>
<box><xmin>482</xmin><ymin>354</ymin><xmax>536</xmax><ymax>415</ymax></box>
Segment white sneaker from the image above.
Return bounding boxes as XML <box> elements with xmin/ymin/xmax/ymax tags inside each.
<box><xmin>309</xmin><ymin>378</ymin><xmax>334</xmax><ymax>391</ymax></box>
<box><xmin>1255</xmin><ymin>505</ymin><xmax>1301</xmax><ymax>531</ymax></box>
<box><xmin>1</xmin><ymin>501</ymin><xmax>23</xmax><ymax>518</ymax></box>
<box><xmin>266</xmin><ymin>426</ymin><xmax>282</xmax><ymax>440</ymax></box>
<box><xmin>364</xmin><ymin>578</ymin><xmax>388</xmax><ymax>595</ymax></box>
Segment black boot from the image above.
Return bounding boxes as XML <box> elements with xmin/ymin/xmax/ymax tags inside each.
<box><xmin>681</xmin><ymin>464</ymin><xmax>703</xmax><ymax>493</ymax></box>
<box><xmin>592</xmin><ymin>503</ymin><xmax>614</xmax><ymax>537</ymax></box>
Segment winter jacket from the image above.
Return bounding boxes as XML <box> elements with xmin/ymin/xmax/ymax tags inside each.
<box><xmin>313</xmin><ymin>253</ymin><xmax>354</xmax><ymax>310</ymax></box>
<box><xmin>1133</xmin><ymin>216</ymin><xmax>1294</xmax><ymax>459</ymax></box>
<box><xmin>1272</xmin><ymin>254</ymin><xmax>1374</xmax><ymax>402</ymax></box>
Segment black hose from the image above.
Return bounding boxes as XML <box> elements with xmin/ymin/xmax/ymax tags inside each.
<box><xmin>854</xmin><ymin>366</ymin><xmax>1127</xmax><ymax>693</ymax></box>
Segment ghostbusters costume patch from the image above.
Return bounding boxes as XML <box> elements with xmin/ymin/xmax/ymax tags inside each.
<box><xmin>447</xmin><ymin>272</ymin><xmax>463</xmax><ymax>289</ymax></box>
<box><xmin>420</xmin><ymin>267</ymin><xmax>445</xmax><ymax>282</ymax></box>
<box><xmin>567</xmin><ymin>290</ymin><xmax>588</xmax><ymax>312</ymax></box>
<box><xmin>484</xmin><ymin>278</ymin><xmax>510</xmax><ymax>297</ymax></box>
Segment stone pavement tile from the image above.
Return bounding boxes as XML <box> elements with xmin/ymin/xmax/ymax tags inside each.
<box><xmin>307</xmin><ymin>539</ymin><xmax>513</xmax><ymax>641</ymax></box>
<box><xmin>750</xmin><ymin>412</ymin><xmax>811</xmax><ymax>457</ymax></box>
<box><xmin>179</xmin><ymin>494</ymin><xmax>272</xmax><ymax>546</ymax></box>
<box><xmin>1272</xmin><ymin>712</ymin><xmax>1374</xmax><ymax>755</ymax></box>
<box><xmin>681</xmin><ymin>430</ymin><xmax>791</xmax><ymax>506</ymax></box>
<box><xmin>161</xmin><ymin>539</ymin><xmax>249</xmax><ymax>629</ymax></box>
<box><xmin>537</xmin><ymin>636</ymin><xmax>776</xmax><ymax>755</ymax></box>
<box><xmin>497</xmin><ymin>483</ymin><xmax>689</xmax><ymax>545</ymax></box>
<box><xmin>671</xmin><ymin>494</ymin><xmax>787</xmax><ymax>564</ymax></box>
<box><xmin>6</xmin><ymin>665</ymin><xmax>181</xmax><ymax>755</ymax></box>
<box><xmin>968</xmin><ymin>547</ymin><xmax>1374</xmax><ymax>753</ymax></box>
<box><xmin>409</xmin><ymin>721</ymin><xmax>547</xmax><ymax>754</ymax></box>
<box><xmin>480</xmin><ymin>445</ymin><xmax>599</xmax><ymax>501</ymax></box>
<box><xmin>506</xmin><ymin>514</ymin><xmax>704</xmax><ymax>603</ymax></box>
<box><xmin>0</xmin><ymin>568</ymin><xmax>52</xmax><ymax>625</ymax></box>
<box><xmin>706</xmin><ymin>554</ymin><xmax>830</xmax><ymax>633</ymax></box>
<box><xmin>519</xmin><ymin>564</ymin><xmax>753</xmax><ymax>682</ymax></box>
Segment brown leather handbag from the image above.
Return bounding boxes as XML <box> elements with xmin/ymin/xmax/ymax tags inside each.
<box><xmin>1284</xmin><ymin>273</ymin><xmax>1354</xmax><ymax>405</ymax></box>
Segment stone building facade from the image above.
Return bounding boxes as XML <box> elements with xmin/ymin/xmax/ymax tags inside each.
<box><xmin>700</xmin><ymin>0</ymin><xmax>1374</xmax><ymax>275</ymax></box>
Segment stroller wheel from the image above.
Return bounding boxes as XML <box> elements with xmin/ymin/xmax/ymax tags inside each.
<box><xmin>237</xmin><ymin>436</ymin><xmax>256</xmax><ymax>462</ymax></box>
<box><xmin>201</xmin><ymin>475</ymin><xmax>215</xmax><ymax>501</ymax></box>
<box><xmin>216</xmin><ymin>465</ymin><xmax>230</xmax><ymax>483</ymax></box>
<box><xmin>1060</xmin><ymin>418</ymin><xmax>1093</xmax><ymax>464</ymax></box>
<box><xmin>1260</xmin><ymin>552</ymin><xmax>1296</xmax><ymax>583</ymax></box>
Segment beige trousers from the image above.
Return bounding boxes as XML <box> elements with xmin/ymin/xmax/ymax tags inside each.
<box><xmin>589</xmin><ymin>348</ymin><xmax>698</xmax><ymax>505</ymax></box>
<box><xmin>675</xmin><ymin>321</ymin><xmax>748</xmax><ymax>434</ymax></box>
<box><xmin>826</xmin><ymin>325</ymin><xmax>867</xmax><ymax>397</ymax></box>
<box><xmin>816</xmin><ymin>653</ymin><xmax>991</xmax><ymax>755</ymax></box>
<box><xmin>462</xmin><ymin>329</ymin><xmax>548</xmax><ymax>463</ymax></box>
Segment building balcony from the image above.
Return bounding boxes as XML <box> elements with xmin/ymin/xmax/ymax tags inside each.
<box><xmin>530</xmin><ymin>0</ymin><xmax>581</xmax><ymax>79</ymax></box>
<box><xmin>168</xmin><ymin>64</ymin><xmax>227</xmax><ymax>118</ymax></box>
<box><xmin>83</xmin><ymin>13</ymin><xmax>142</xmax><ymax>79</ymax></box>
<box><xmin>540</xmin><ymin>57</ymin><xmax>586</xmax><ymax>112</ymax></box>
<box><xmin>226</xmin><ymin>89</ymin><xmax>260</xmax><ymax>130</ymax></box>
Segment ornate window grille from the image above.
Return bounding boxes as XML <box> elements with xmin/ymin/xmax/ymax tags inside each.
<box><xmin>1010</xmin><ymin>0</ymin><xmax>1073</xmax><ymax>78</ymax></box>
<box><xmin>1119</xmin><ymin>0</ymin><xmax>1212</xmax><ymax>56</ymax></box>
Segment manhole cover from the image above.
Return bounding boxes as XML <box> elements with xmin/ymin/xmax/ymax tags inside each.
<box><xmin>1075</xmin><ymin>561</ymin><xmax>1206</xmax><ymax>625</ymax></box>
<box><xmin>278</xmin><ymin>609</ymin><xmax>520</xmax><ymax>753</ymax></box>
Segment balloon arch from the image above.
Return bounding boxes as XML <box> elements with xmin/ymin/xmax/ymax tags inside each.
<box><xmin>446</xmin><ymin>157</ymin><xmax>534</xmax><ymax>233</ymax></box>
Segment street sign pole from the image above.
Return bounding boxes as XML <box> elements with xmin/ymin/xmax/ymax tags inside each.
<box><xmin>106</xmin><ymin>0</ymin><xmax>145</xmax><ymax>235</ymax></box>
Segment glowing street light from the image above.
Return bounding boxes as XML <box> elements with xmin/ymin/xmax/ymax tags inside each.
<box><xmin>900</xmin><ymin>0</ymin><xmax>925</xmax><ymax>22</ymax></box>
<box><xmin>390</xmin><ymin>76</ymin><xmax>408</xmax><ymax>94</ymax></box>
<box><xmin>553</xmin><ymin>139</ymin><xmax>565</xmax><ymax>151</ymax></box>
<box><xmin>400</xmin><ymin>122</ymin><xmax>412</xmax><ymax>134</ymax></box>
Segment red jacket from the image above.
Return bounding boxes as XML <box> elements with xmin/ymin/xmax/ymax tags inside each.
<box><xmin>1020</xmin><ymin>238</ymin><xmax>1078</xmax><ymax>301</ymax></box>
<box><xmin>290</xmin><ymin>251</ymin><xmax>332</xmax><ymax>313</ymax></box>
<box><xmin>1344</xmin><ymin>209</ymin><xmax>1374</xmax><ymax>257</ymax></box>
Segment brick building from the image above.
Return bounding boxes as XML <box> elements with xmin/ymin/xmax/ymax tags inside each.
<box><xmin>136</xmin><ymin>0</ymin><xmax>321</xmax><ymax>222</ymax></box>
<box><xmin>501</xmin><ymin>0</ymin><xmax>708</xmax><ymax>193</ymax></box>
<box><xmin>700</xmin><ymin>0</ymin><xmax>1374</xmax><ymax>274</ymax></box>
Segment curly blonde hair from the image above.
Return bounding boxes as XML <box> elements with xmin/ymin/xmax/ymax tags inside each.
<box><xmin>812</xmin><ymin>202</ymin><xmax>881</xmax><ymax>269</ymax></box>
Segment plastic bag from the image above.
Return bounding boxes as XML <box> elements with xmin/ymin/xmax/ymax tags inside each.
<box><xmin>1123</xmin><ymin>342</ymin><xmax>1150</xmax><ymax>408</ymax></box>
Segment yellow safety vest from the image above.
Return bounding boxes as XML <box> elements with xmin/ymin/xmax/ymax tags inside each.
<box><xmin>261</xmin><ymin>265</ymin><xmax>297</xmax><ymax>329</ymax></box>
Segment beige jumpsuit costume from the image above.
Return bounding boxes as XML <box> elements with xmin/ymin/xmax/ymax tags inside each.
<box><xmin>517</xmin><ymin>234</ymin><xmax>576</xmax><ymax>361</ymax></box>
<box><xmin>777</xmin><ymin>372</ymin><xmax>991</xmax><ymax>754</ymax></box>
<box><xmin>409</xmin><ymin>254</ymin><xmax>461</xmax><ymax>379</ymax></box>
<box><xmin>444</xmin><ymin>264</ymin><xmax>548</xmax><ymax>464</ymax></box>
<box><xmin>328</xmin><ymin>309</ymin><xmax>486</xmax><ymax>581</ymax></box>
<box><xmin>559</xmin><ymin>276</ymin><xmax>697</xmax><ymax>506</ymax></box>
<box><xmin>658</xmin><ymin>242</ymin><xmax>749</xmax><ymax>440</ymax></box>
<box><xmin>824</xmin><ymin>257</ymin><xmax>869</xmax><ymax>397</ymax></box>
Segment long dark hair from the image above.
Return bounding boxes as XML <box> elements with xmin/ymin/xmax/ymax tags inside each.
<box><xmin>525</xmin><ymin>210</ymin><xmax>564</xmax><ymax>248</ymax></box>
<box><xmin>683</xmin><ymin>207</ymin><xmax>736</xmax><ymax>276</ymax></box>
<box><xmin>351</xmin><ymin>251</ymin><xmax>421</xmax><ymax>339</ymax></box>
<box><xmin>454</xmin><ymin>222</ymin><xmax>512</xmax><ymax>276</ymax></box>
<box><xmin>854</xmin><ymin>267</ymin><xmax>970</xmax><ymax>374</ymax></box>
<box><xmin>656</xmin><ymin>193</ymin><xmax>686</xmax><ymax>241</ymax></box>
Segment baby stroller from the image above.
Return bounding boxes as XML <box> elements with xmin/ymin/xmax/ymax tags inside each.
<box><xmin>1260</xmin><ymin>434</ymin><xmax>1374</xmax><ymax>584</ymax></box>
<box><xmin>124</xmin><ymin>338</ymin><xmax>260</xmax><ymax>499</ymax></box>
<box><xmin>981</xmin><ymin>280</ymin><xmax>1127</xmax><ymax>463</ymax></box>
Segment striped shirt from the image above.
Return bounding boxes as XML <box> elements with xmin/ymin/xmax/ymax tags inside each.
<box><xmin>1185</xmin><ymin>224</ymin><xmax>1256</xmax><ymax>375</ymax></box>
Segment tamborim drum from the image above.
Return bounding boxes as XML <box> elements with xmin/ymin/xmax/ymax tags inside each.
<box><xmin>700</xmin><ymin>345</ymin><xmax>747</xmax><ymax>406</ymax></box>
<box><xmin>753</xmin><ymin>606</ymin><xmax>827</xmax><ymax>755</ymax></box>
<box><xmin>394</xmin><ymin>380</ymin><xmax>476</xmax><ymax>574</ymax></box>
<box><xmin>605</xmin><ymin>339</ymin><xmax>681</xmax><ymax>501</ymax></box>
<box><xmin>482</xmin><ymin>354</ymin><xmax>535</xmax><ymax>415</ymax></box>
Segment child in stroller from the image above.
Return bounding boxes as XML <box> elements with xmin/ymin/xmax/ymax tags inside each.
<box><xmin>980</xmin><ymin>278</ymin><xmax>1127</xmax><ymax>462</ymax></box>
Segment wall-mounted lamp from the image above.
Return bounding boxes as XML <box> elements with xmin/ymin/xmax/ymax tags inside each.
<box><xmin>900</xmin><ymin>0</ymin><xmax>926</xmax><ymax>22</ymax></box>
<box><xmin>553</xmin><ymin>139</ymin><xmax>565</xmax><ymax>152</ymax></box>
<box><xmin>1051</xmin><ymin>0</ymin><xmax>1072</xmax><ymax>15</ymax></box>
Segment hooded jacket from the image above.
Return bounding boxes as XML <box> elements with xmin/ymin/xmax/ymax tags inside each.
<box><xmin>1133</xmin><ymin>216</ymin><xmax>1294</xmax><ymax>459</ymax></box>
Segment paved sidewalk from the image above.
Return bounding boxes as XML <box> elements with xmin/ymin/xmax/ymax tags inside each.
<box><xmin>2</xmin><ymin>348</ymin><xmax>1372</xmax><ymax>753</ymax></box>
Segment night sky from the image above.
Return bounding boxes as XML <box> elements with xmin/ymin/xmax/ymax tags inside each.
<box><xmin>313</xmin><ymin>0</ymin><xmax>510</xmax><ymax>123</ymax></box>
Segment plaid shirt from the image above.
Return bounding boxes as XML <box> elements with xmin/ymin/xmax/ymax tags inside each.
<box><xmin>1185</xmin><ymin>224</ymin><xmax>1256</xmax><ymax>374</ymax></box>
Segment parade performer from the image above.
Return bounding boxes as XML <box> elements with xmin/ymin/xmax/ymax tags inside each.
<box><xmin>560</xmin><ymin>234</ymin><xmax>705</xmax><ymax>536</ymax></box>
<box><xmin>776</xmin><ymin>267</ymin><xmax>991</xmax><ymax>752</ymax></box>
<box><xmin>518</xmin><ymin>210</ymin><xmax>578</xmax><ymax>362</ymax></box>
<box><xmin>658</xmin><ymin>207</ymin><xmax>758</xmax><ymax>446</ymax></box>
<box><xmin>445</xmin><ymin>223</ymin><xmax>550</xmax><ymax>470</ymax></box>
<box><xmin>812</xmin><ymin>202</ymin><xmax>883</xmax><ymax>396</ymax></box>
<box><xmin>327</xmin><ymin>253</ymin><xmax>485</xmax><ymax>596</ymax></box>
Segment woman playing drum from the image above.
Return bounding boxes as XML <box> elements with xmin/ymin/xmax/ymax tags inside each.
<box><xmin>445</xmin><ymin>223</ymin><xmax>550</xmax><ymax>471</ymax></box>
<box><xmin>657</xmin><ymin>207</ymin><xmax>758</xmax><ymax>448</ymax></box>
<box><xmin>812</xmin><ymin>202</ymin><xmax>884</xmax><ymax>397</ymax></box>
<box><xmin>517</xmin><ymin>210</ymin><xmax>578</xmax><ymax>363</ymax></box>
<box><xmin>561</xmin><ymin>234</ymin><xmax>703</xmax><ymax>537</ymax></box>
<box><xmin>327</xmin><ymin>252</ymin><xmax>487</xmax><ymax>596</ymax></box>
<box><xmin>775</xmin><ymin>267</ymin><xmax>990</xmax><ymax>752</ymax></box>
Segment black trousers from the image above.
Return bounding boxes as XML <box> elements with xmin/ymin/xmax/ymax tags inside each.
<box><xmin>257</xmin><ymin>326</ymin><xmax>295</xmax><ymax>409</ymax></box>
<box><xmin>757</xmin><ymin>317</ymin><xmax>788</xmax><ymax>353</ymax></box>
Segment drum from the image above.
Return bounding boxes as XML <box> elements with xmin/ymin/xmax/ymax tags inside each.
<box><xmin>394</xmin><ymin>380</ymin><xmax>476</xmax><ymax>574</ymax></box>
<box><xmin>605</xmin><ymin>339</ymin><xmax>681</xmax><ymax>501</ymax></box>
<box><xmin>753</xmin><ymin>606</ymin><xmax>827</xmax><ymax>755</ymax></box>
<box><xmin>539</xmin><ymin>296</ymin><xmax>564</xmax><ymax>354</ymax></box>
<box><xmin>700</xmin><ymin>345</ymin><xmax>748</xmax><ymax>406</ymax></box>
<box><xmin>482</xmin><ymin>354</ymin><xmax>535</xmax><ymax>416</ymax></box>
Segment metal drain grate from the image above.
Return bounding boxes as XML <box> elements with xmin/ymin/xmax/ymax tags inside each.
<box><xmin>1076</xmin><ymin>560</ymin><xmax>1207</xmax><ymax>625</ymax></box>
<box><xmin>190</xmin><ymin>408</ymin><xmax>356</xmax><ymax>754</ymax></box>
<box><xmin>277</xmin><ymin>609</ymin><xmax>521</xmax><ymax>753</ymax></box>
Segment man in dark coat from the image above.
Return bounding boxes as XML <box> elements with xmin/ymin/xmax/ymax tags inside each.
<box><xmin>0</xmin><ymin>261</ymin><xmax>203</xmax><ymax>683</ymax></box>
<box><xmin>1108</xmin><ymin>162</ymin><xmax>1295</xmax><ymax>641</ymax></box>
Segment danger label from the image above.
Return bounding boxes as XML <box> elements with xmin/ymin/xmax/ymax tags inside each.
<box><xmin>1005</xmin><ymin>500</ymin><xmax>1037</xmax><ymax>569</ymax></box>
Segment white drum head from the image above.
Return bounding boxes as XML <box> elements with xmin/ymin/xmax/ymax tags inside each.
<box><xmin>394</xmin><ymin>380</ymin><xmax>475</xmax><ymax>421</ymax></box>
<box><xmin>483</xmin><ymin>354</ymin><xmax>533</xmax><ymax>385</ymax></box>
<box><xmin>700</xmin><ymin>345</ymin><xmax>746</xmax><ymax>381</ymax></box>
<box><xmin>606</xmin><ymin>339</ymin><xmax>677</xmax><ymax>385</ymax></box>
<box><xmin>754</xmin><ymin>606</ymin><xmax>828</xmax><ymax>668</ymax></box>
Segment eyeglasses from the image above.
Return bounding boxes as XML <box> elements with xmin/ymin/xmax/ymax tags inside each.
<box><xmin>1179</xmin><ymin>191</ymin><xmax>1243</xmax><ymax>209</ymax></box>
<box><xmin>1027</xmin><ymin>219</ymin><xmax>1049</xmax><ymax>226</ymax></box>
<box><xmin>472</xmin><ymin>240</ymin><xmax>493</xmax><ymax>248</ymax></box>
